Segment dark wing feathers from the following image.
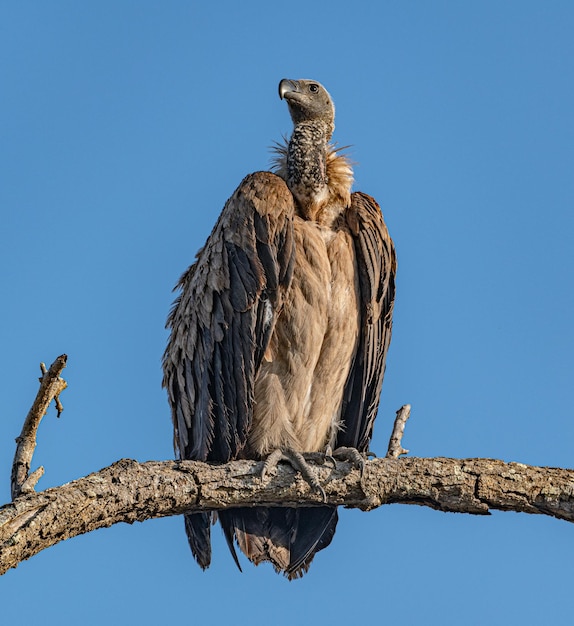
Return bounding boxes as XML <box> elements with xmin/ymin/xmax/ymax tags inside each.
<box><xmin>338</xmin><ymin>191</ymin><xmax>397</xmax><ymax>452</ymax></box>
<box><xmin>163</xmin><ymin>172</ymin><xmax>295</xmax><ymax>571</ymax></box>
<box><xmin>163</xmin><ymin>171</ymin><xmax>295</xmax><ymax>463</ymax></box>
<box><xmin>184</xmin><ymin>512</ymin><xmax>212</xmax><ymax>570</ymax></box>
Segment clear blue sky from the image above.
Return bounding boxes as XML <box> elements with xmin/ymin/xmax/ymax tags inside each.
<box><xmin>2</xmin><ymin>2</ymin><xmax>573</xmax><ymax>623</ymax></box>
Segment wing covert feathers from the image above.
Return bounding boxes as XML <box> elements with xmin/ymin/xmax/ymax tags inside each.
<box><xmin>338</xmin><ymin>191</ymin><xmax>397</xmax><ymax>452</ymax></box>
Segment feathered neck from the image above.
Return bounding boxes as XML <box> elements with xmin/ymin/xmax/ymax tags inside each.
<box><xmin>271</xmin><ymin>126</ymin><xmax>353</xmax><ymax>225</ymax></box>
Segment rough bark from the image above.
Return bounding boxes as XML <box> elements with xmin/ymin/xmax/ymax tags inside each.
<box><xmin>2</xmin><ymin>455</ymin><xmax>574</xmax><ymax>575</ymax></box>
<box><xmin>3</xmin><ymin>356</ymin><xmax>574</xmax><ymax>576</ymax></box>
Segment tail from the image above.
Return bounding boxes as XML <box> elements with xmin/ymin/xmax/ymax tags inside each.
<box><xmin>218</xmin><ymin>506</ymin><xmax>338</xmax><ymax>579</ymax></box>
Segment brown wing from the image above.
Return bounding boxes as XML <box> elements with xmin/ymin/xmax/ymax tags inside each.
<box><xmin>162</xmin><ymin>171</ymin><xmax>295</xmax><ymax>464</ymax></box>
<box><xmin>337</xmin><ymin>191</ymin><xmax>397</xmax><ymax>452</ymax></box>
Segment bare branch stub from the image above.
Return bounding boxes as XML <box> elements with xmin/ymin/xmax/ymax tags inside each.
<box><xmin>10</xmin><ymin>354</ymin><xmax>68</xmax><ymax>500</ymax></box>
<box><xmin>19</xmin><ymin>467</ymin><xmax>45</xmax><ymax>494</ymax></box>
<box><xmin>386</xmin><ymin>404</ymin><xmax>411</xmax><ymax>458</ymax></box>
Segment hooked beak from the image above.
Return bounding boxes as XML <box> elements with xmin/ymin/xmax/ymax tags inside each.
<box><xmin>278</xmin><ymin>78</ymin><xmax>300</xmax><ymax>100</ymax></box>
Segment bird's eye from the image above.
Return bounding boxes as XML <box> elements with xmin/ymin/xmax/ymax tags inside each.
<box><xmin>308</xmin><ymin>84</ymin><xmax>319</xmax><ymax>93</ymax></box>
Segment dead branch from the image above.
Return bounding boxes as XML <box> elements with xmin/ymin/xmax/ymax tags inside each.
<box><xmin>2</xmin><ymin>455</ymin><xmax>574</xmax><ymax>575</ymax></box>
<box><xmin>11</xmin><ymin>355</ymin><xmax>67</xmax><ymax>500</ymax></box>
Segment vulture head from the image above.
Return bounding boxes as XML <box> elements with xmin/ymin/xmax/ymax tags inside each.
<box><xmin>279</xmin><ymin>78</ymin><xmax>335</xmax><ymax>137</ymax></box>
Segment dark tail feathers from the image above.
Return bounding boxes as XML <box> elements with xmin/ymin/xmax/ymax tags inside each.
<box><xmin>218</xmin><ymin>506</ymin><xmax>338</xmax><ymax>579</ymax></box>
<box><xmin>184</xmin><ymin>507</ymin><xmax>337</xmax><ymax>578</ymax></box>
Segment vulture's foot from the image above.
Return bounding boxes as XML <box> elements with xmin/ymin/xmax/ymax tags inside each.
<box><xmin>330</xmin><ymin>446</ymin><xmax>372</xmax><ymax>476</ymax></box>
<box><xmin>261</xmin><ymin>448</ymin><xmax>327</xmax><ymax>502</ymax></box>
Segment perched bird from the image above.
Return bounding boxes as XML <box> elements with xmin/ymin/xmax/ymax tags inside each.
<box><xmin>163</xmin><ymin>78</ymin><xmax>396</xmax><ymax>579</ymax></box>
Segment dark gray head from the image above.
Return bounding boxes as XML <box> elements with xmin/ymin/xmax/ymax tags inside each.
<box><xmin>278</xmin><ymin>78</ymin><xmax>335</xmax><ymax>136</ymax></box>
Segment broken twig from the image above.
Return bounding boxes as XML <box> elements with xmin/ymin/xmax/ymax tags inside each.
<box><xmin>386</xmin><ymin>404</ymin><xmax>411</xmax><ymax>458</ymax></box>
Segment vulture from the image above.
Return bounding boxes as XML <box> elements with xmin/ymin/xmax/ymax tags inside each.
<box><xmin>163</xmin><ymin>78</ymin><xmax>396</xmax><ymax>579</ymax></box>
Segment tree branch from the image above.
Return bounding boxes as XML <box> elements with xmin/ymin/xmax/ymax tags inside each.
<box><xmin>2</xmin><ymin>455</ymin><xmax>574</xmax><ymax>576</ymax></box>
<box><xmin>3</xmin><ymin>356</ymin><xmax>574</xmax><ymax>577</ymax></box>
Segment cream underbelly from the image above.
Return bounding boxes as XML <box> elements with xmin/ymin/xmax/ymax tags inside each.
<box><xmin>248</xmin><ymin>216</ymin><xmax>360</xmax><ymax>457</ymax></box>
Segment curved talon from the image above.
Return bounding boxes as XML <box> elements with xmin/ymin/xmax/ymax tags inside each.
<box><xmin>319</xmin><ymin>446</ymin><xmax>335</xmax><ymax>469</ymax></box>
<box><xmin>323</xmin><ymin>454</ymin><xmax>337</xmax><ymax>470</ymax></box>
